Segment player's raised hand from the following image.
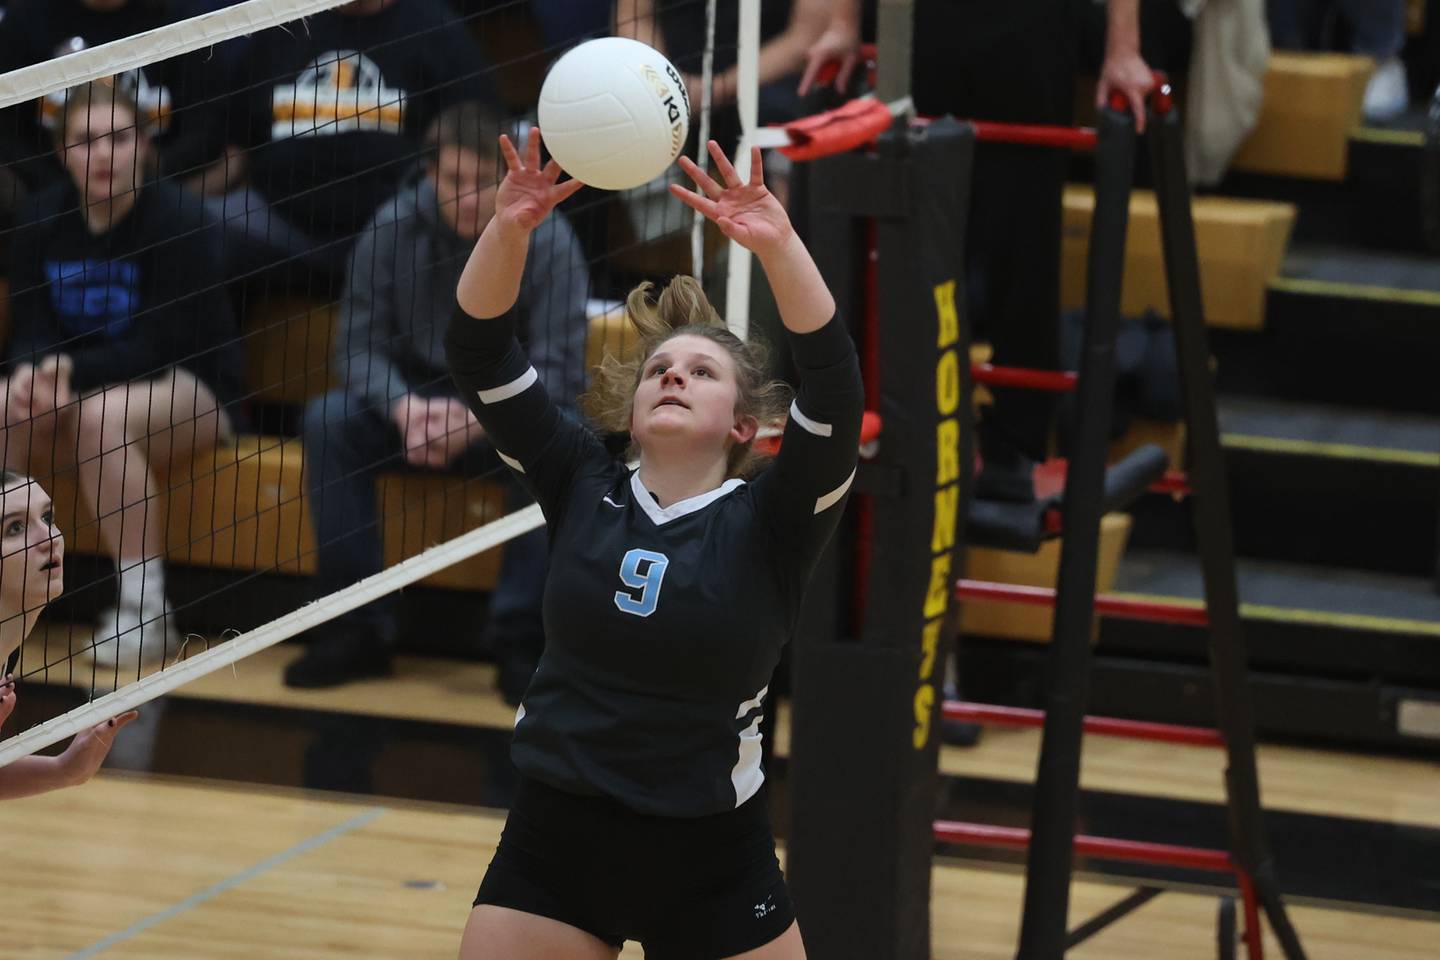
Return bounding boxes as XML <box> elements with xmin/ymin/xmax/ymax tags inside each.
<box><xmin>495</xmin><ymin>128</ymin><xmax>585</xmax><ymax>234</ymax></box>
<box><xmin>671</xmin><ymin>141</ymin><xmax>792</xmax><ymax>260</ymax></box>
<box><xmin>0</xmin><ymin>675</ymin><xmax>15</xmax><ymax>734</ymax></box>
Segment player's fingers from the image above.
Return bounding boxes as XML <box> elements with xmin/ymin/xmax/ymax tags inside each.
<box><xmin>542</xmin><ymin>158</ymin><xmax>563</xmax><ymax>184</ymax></box>
<box><xmin>551</xmin><ymin>177</ymin><xmax>585</xmax><ymax>204</ymax></box>
<box><xmin>748</xmin><ymin>146</ymin><xmax>764</xmax><ymax>187</ymax></box>
<box><xmin>100</xmin><ymin>711</ymin><xmax>138</xmax><ymax>735</ymax></box>
<box><xmin>708</xmin><ymin>140</ymin><xmax>741</xmax><ymax>188</ymax></box>
<box><xmin>525</xmin><ymin>127</ymin><xmax>542</xmax><ymax>170</ymax></box>
<box><xmin>1129</xmin><ymin>89</ymin><xmax>1148</xmax><ymax>134</ymax></box>
<box><xmin>498</xmin><ymin>134</ymin><xmax>522</xmax><ymax>172</ymax></box>
<box><xmin>677</xmin><ymin>155</ymin><xmax>724</xmax><ymax>199</ymax></box>
<box><xmin>836</xmin><ymin>53</ymin><xmax>859</xmax><ymax>93</ymax></box>
<box><xmin>668</xmin><ymin>183</ymin><xmax>720</xmax><ymax>219</ymax></box>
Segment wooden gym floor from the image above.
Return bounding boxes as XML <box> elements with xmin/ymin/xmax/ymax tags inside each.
<box><xmin>7</xmin><ymin>635</ymin><xmax>1440</xmax><ymax>958</ymax></box>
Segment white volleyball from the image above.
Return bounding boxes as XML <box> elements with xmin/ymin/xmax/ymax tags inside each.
<box><xmin>537</xmin><ymin>37</ymin><xmax>690</xmax><ymax>191</ymax></box>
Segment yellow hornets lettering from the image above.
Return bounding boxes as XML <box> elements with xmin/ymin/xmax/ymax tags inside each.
<box><xmin>914</xmin><ymin>279</ymin><xmax>962</xmax><ymax>750</ymax></box>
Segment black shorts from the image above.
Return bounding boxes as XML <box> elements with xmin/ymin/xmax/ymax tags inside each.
<box><xmin>474</xmin><ymin>777</ymin><xmax>795</xmax><ymax>959</ymax></box>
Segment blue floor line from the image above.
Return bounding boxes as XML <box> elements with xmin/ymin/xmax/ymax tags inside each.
<box><xmin>66</xmin><ymin>805</ymin><xmax>387</xmax><ymax>958</ymax></box>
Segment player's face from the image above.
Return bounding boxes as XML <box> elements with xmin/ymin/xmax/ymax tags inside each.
<box><xmin>631</xmin><ymin>334</ymin><xmax>756</xmax><ymax>455</ymax></box>
<box><xmin>431</xmin><ymin>146</ymin><xmax>498</xmax><ymax>241</ymax></box>
<box><xmin>61</xmin><ymin>102</ymin><xmax>146</xmax><ymax>203</ymax></box>
<box><xmin>0</xmin><ymin>478</ymin><xmax>64</xmax><ymax>626</ymax></box>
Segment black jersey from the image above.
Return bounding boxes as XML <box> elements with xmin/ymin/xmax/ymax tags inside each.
<box><xmin>447</xmin><ymin>303</ymin><xmax>863</xmax><ymax>818</ymax></box>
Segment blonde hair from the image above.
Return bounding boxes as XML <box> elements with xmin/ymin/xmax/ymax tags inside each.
<box><xmin>582</xmin><ymin>277</ymin><xmax>790</xmax><ymax>478</ymax></box>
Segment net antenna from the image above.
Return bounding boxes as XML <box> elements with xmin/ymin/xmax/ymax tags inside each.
<box><xmin>719</xmin><ymin>0</ymin><xmax>761</xmax><ymax>341</ymax></box>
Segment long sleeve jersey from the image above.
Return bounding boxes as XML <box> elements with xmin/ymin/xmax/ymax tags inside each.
<box><xmin>446</xmin><ymin>298</ymin><xmax>864</xmax><ymax>817</ymax></box>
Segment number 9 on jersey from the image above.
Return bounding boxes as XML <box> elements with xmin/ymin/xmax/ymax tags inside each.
<box><xmin>614</xmin><ymin>548</ymin><xmax>670</xmax><ymax>617</ymax></box>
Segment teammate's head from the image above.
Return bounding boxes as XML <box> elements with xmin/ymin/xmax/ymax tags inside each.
<box><xmin>54</xmin><ymin>81</ymin><xmax>148</xmax><ymax>205</ymax></box>
<box><xmin>585</xmin><ymin>277</ymin><xmax>790</xmax><ymax>477</ymax></box>
<box><xmin>0</xmin><ymin>471</ymin><xmax>63</xmax><ymax>651</ymax></box>
<box><xmin>424</xmin><ymin>102</ymin><xmax>502</xmax><ymax>241</ymax></box>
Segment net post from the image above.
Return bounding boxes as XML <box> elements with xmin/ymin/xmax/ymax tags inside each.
<box><xmin>1014</xmin><ymin>105</ymin><xmax>1136</xmax><ymax>960</ymax></box>
<box><xmin>1147</xmin><ymin>102</ymin><xmax>1309</xmax><ymax>960</ymax></box>
<box><xmin>875</xmin><ymin>0</ymin><xmax>914</xmax><ymax>106</ymax></box>
<box><xmin>786</xmin><ymin>118</ymin><xmax>973</xmax><ymax>960</ymax></box>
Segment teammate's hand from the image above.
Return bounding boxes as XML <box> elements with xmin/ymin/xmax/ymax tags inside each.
<box><xmin>799</xmin><ymin>21</ymin><xmax>862</xmax><ymax>96</ymax></box>
<box><xmin>420</xmin><ymin>398</ymin><xmax>480</xmax><ymax>468</ymax></box>
<box><xmin>494</xmin><ymin>128</ymin><xmax>584</xmax><ymax>235</ymax></box>
<box><xmin>0</xmin><ymin>675</ymin><xmax>15</xmax><ymax>734</ymax></box>
<box><xmin>671</xmin><ymin>141</ymin><xmax>792</xmax><ymax>260</ymax></box>
<box><xmin>1097</xmin><ymin>47</ymin><xmax>1154</xmax><ymax>134</ymax></box>
<box><xmin>54</xmin><ymin>711</ymin><xmax>138</xmax><ymax>787</ymax></box>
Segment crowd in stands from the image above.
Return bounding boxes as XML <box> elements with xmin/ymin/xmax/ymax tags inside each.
<box><xmin>0</xmin><ymin>0</ymin><xmax>1426</xmax><ymax>700</ymax></box>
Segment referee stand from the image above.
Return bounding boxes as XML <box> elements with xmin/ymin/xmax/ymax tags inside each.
<box><xmin>780</xmin><ymin>15</ymin><xmax>1310</xmax><ymax>960</ymax></box>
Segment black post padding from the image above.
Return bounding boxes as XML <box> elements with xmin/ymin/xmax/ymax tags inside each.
<box><xmin>1147</xmin><ymin>107</ymin><xmax>1309</xmax><ymax>960</ymax></box>
<box><xmin>787</xmin><ymin>119</ymin><xmax>973</xmax><ymax>960</ymax></box>
<box><xmin>1015</xmin><ymin>107</ymin><xmax>1136</xmax><ymax>960</ymax></box>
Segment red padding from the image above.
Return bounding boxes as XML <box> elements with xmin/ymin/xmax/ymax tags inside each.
<box><xmin>955</xmin><ymin>579</ymin><xmax>1211</xmax><ymax>627</ymax></box>
<box><xmin>772</xmin><ymin>97</ymin><xmax>895</xmax><ymax>162</ymax></box>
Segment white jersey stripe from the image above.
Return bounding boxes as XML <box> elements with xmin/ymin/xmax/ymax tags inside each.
<box><xmin>497</xmin><ymin>452</ymin><xmax>526</xmax><ymax>474</ymax></box>
<box><xmin>477</xmin><ymin>366</ymin><xmax>537</xmax><ymax>405</ymax></box>
<box><xmin>731</xmin><ymin>685</ymin><xmax>769</xmax><ymax>807</ymax></box>
<box><xmin>789</xmin><ymin>399</ymin><xmax>833</xmax><ymax>437</ymax></box>
<box><xmin>814</xmin><ymin>468</ymin><xmax>856</xmax><ymax>514</ymax></box>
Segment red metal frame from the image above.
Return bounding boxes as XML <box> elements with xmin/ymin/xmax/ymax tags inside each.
<box><xmin>971</xmin><ymin>362</ymin><xmax>1078</xmax><ymax>393</ymax></box>
<box><xmin>943</xmin><ymin>700</ymin><xmax>1225</xmax><ymax>748</ymax></box>
<box><xmin>970</xmin><ymin>121</ymin><xmax>1099</xmax><ymax>152</ymax></box>
<box><xmin>955</xmin><ymin>578</ymin><xmax>1212</xmax><ymax>627</ymax></box>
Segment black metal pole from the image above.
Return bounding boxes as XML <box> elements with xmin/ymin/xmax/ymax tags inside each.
<box><xmin>1014</xmin><ymin>106</ymin><xmax>1136</xmax><ymax>960</ymax></box>
<box><xmin>1147</xmin><ymin>104</ymin><xmax>1308</xmax><ymax>960</ymax></box>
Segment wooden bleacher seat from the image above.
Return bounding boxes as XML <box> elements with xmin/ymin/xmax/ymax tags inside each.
<box><xmin>961</xmin><ymin>513</ymin><xmax>1132</xmax><ymax>643</ymax></box>
<box><xmin>244</xmin><ymin>296</ymin><xmax>336</xmax><ymax>405</ymax></box>
<box><xmin>54</xmin><ymin>436</ymin><xmax>506</xmax><ymax>592</ymax></box>
<box><xmin>1061</xmin><ymin>185</ymin><xmax>1296</xmax><ymax>331</ymax></box>
<box><xmin>1230</xmin><ymin>51</ymin><xmax>1374</xmax><ymax>181</ymax></box>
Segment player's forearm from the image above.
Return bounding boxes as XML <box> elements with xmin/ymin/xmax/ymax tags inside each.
<box><xmin>1105</xmin><ymin>0</ymin><xmax>1141</xmax><ymax>56</ymax></box>
<box><xmin>758</xmin><ymin>232</ymin><xmax>836</xmax><ymax>335</ymax></box>
<box><xmin>0</xmin><ymin>756</ymin><xmax>70</xmax><ymax>800</ymax></box>
<box><xmin>457</xmin><ymin>219</ymin><xmax>530</xmax><ymax>320</ymax></box>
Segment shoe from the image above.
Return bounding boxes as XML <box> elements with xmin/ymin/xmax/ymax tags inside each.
<box><xmin>283</xmin><ymin>631</ymin><xmax>393</xmax><ymax>689</ymax></box>
<box><xmin>88</xmin><ymin>601</ymin><xmax>180</xmax><ymax>672</ymax></box>
<box><xmin>1363</xmin><ymin>58</ymin><xmax>1409</xmax><ymax>123</ymax></box>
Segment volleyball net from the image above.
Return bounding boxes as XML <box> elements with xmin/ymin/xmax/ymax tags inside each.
<box><xmin>0</xmin><ymin>0</ymin><xmax>793</xmax><ymax>764</ymax></box>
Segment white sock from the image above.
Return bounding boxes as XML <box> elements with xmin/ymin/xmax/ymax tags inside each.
<box><xmin>117</xmin><ymin>557</ymin><xmax>167</xmax><ymax>614</ymax></box>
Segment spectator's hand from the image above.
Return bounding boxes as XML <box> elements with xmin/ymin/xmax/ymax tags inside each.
<box><xmin>1097</xmin><ymin>46</ymin><xmax>1154</xmax><ymax>134</ymax></box>
<box><xmin>4</xmin><ymin>367</ymin><xmax>35</xmax><ymax>425</ymax></box>
<box><xmin>418</xmin><ymin>398</ymin><xmax>481</xmax><ymax>468</ymax></box>
<box><xmin>391</xmin><ymin>394</ymin><xmax>433</xmax><ymax>467</ymax></box>
<box><xmin>35</xmin><ymin>355</ymin><xmax>75</xmax><ymax>412</ymax></box>
<box><xmin>54</xmin><ymin>711</ymin><xmax>138</xmax><ymax>787</ymax></box>
<box><xmin>494</xmin><ymin>129</ymin><xmax>585</xmax><ymax>235</ymax></box>
<box><xmin>798</xmin><ymin>20</ymin><xmax>862</xmax><ymax>96</ymax></box>
<box><xmin>672</xmin><ymin>141</ymin><xmax>793</xmax><ymax>260</ymax></box>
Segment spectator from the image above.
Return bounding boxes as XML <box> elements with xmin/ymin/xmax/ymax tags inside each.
<box><xmin>0</xmin><ymin>0</ymin><xmax>229</xmax><ymax>195</ymax></box>
<box><xmin>1267</xmin><ymin>0</ymin><xmax>1409</xmax><ymax>122</ymax></box>
<box><xmin>0</xmin><ymin>470</ymin><xmax>139</xmax><ymax>799</ymax></box>
<box><xmin>211</xmin><ymin>0</ymin><xmax>501</xmax><ymax>282</ymax></box>
<box><xmin>617</xmin><ymin>0</ymin><xmax>832</xmax><ymax>141</ymax></box>
<box><xmin>2</xmin><ymin>81</ymin><xmax>243</xmax><ymax>668</ymax></box>
<box><xmin>285</xmin><ymin>101</ymin><xmax>590</xmax><ymax>693</ymax></box>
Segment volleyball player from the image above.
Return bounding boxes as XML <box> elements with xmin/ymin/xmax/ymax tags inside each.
<box><xmin>447</xmin><ymin>130</ymin><xmax>862</xmax><ymax>959</ymax></box>
<box><xmin>0</xmin><ymin>470</ymin><xmax>137</xmax><ymax>800</ymax></box>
